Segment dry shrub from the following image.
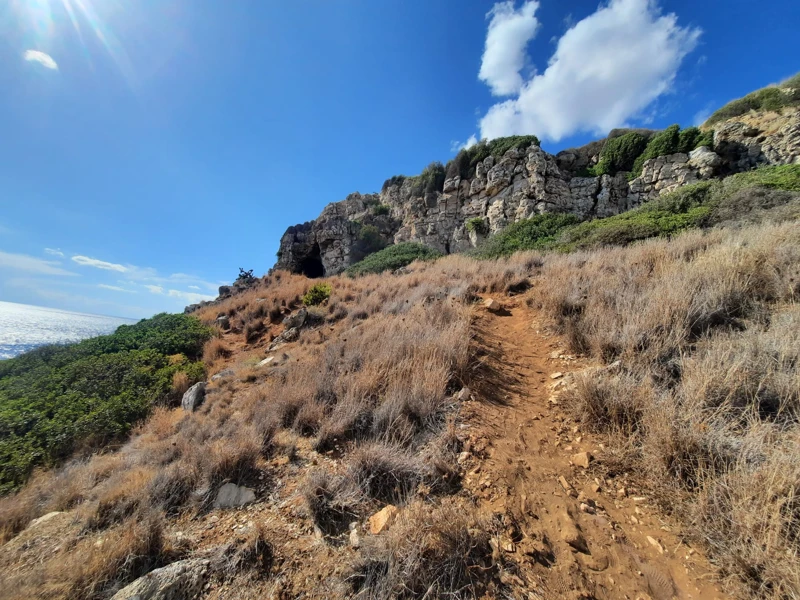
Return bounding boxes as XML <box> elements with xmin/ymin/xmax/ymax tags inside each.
<box><xmin>301</xmin><ymin>469</ymin><xmax>360</xmax><ymax>537</ymax></box>
<box><xmin>563</xmin><ymin>371</ymin><xmax>649</xmax><ymax>435</ymax></box>
<box><xmin>171</xmin><ymin>371</ymin><xmax>191</xmax><ymax>398</ymax></box>
<box><xmin>203</xmin><ymin>337</ymin><xmax>229</xmax><ymax>363</ymax></box>
<box><xmin>346</xmin><ymin>443</ymin><xmax>424</xmax><ymax>505</ymax></box>
<box><xmin>83</xmin><ymin>466</ymin><xmax>155</xmax><ymax>529</ymax></box>
<box><xmin>217</xmin><ymin>520</ymin><xmax>275</xmax><ymax>576</ymax></box>
<box><xmin>693</xmin><ymin>433</ymin><xmax>800</xmax><ymax>597</ymax></box>
<box><xmin>533</xmin><ymin>222</ymin><xmax>800</xmax><ymax>597</ymax></box>
<box><xmin>48</xmin><ymin>512</ymin><xmax>170</xmax><ymax>599</ymax></box>
<box><xmin>348</xmin><ymin>501</ymin><xmax>494</xmax><ymax>599</ymax></box>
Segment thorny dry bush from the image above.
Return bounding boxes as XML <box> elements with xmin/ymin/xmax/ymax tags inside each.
<box><xmin>528</xmin><ymin>221</ymin><xmax>800</xmax><ymax>598</ymax></box>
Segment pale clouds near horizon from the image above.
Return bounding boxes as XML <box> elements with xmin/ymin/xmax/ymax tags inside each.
<box><xmin>44</xmin><ymin>248</ymin><xmax>65</xmax><ymax>257</ymax></box>
<box><xmin>474</xmin><ymin>0</ymin><xmax>701</xmax><ymax>142</ymax></box>
<box><xmin>0</xmin><ymin>251</ymin><xmax>76</xmax><ymax>277</ymax></box>
<box><xmin>23</xmin><ymin>50</ymin><xmax>58</xmax><ymax>70</ymax></box>
<box><xmin>72</xmin><ymin>255</ymin><xmax>128</xmax><ymax>272</ymax></box>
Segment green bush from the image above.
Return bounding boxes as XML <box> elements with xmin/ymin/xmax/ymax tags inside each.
<box><xmin>465</xmin><ymin>217</ymin><xmax>488</xmax><ymax>235</ymax></box>
<box><xmin>357</xmin><ymin>224</ymin><xmax>386</xmax><ymax>254</ymax></box>
<box><xmin>630</xmin><ymin>125</ymin><xmax>681</xmax><ymax>177</ymax></box>
<box><xmin>345</xmin><ymin>243</ymin><xmax>443</xmax><ymax>276</ymax></box>
<box><xmin>471</xmin><ymin>213</ymin><xmax>579</xmax><ymax>259</ymax></box>
<box><xmin>706</xmin><ymin>72</ymin><xmax>800</xmax><ymax>126</ymax></box>
<box><xmin>372</xmin><ymin>204</ymin><xmax>391</xmax><ymax>216</ymax></box>
<box><xmin>408</xmin><ymin>162</ymin><xmax>446</xmax><ymax>196</ymax></box>
<box><xmin>592</xmin><ymin>132</ymin><xmax>650</xmax><ymax>177</ymax></box>
<box><xmin>382</xmin><ymin>175</ymin><xmax>407</xmax><ymax>191</ymax></box>
<box><xmin>0</xmin><ymin>314</ymin><xmax>212</xmax><ymax>492</ymax></box>
<box><xmin>302</xmin><ymin>282</ymin><xmax>332</xmax><ymax>306</ymax></box>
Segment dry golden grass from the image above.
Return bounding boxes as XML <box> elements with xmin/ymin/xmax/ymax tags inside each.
<box><xmin>533</xmin><ymin>221</ymin><xmax>800</xmax><ymax>597</ymax></box>
<box><xmin>1</xmin><ymin>219</ymin><xmax>798</xmax><ymax>598</ymax></box>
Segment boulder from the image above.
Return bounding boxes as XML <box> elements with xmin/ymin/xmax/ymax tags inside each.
<box><xmin>213</xmin><ymin>483</ymin><xmax>256</xmax><ymax>509</ymax></box>
<box><xmin>181</xmin><ymin>382</ymin><xmax>206</xmax><ymax>412</ymax></box>
<box><xmin>27</xmin><ymin>511</ymin><xmax>64</xmax><ymax>530</ymax></box>
<box><xmin>110</xmin><ymin>559</ymin><xmax>210</xmax><ymax>600</ymax></box>
<box><xmin>215</xmin><ymin>315</ymin><xmax>231</xmax><ymax>330</ymax></box>
<box><xmin>210</xmin><ymin>369</ymin><xmax>234</xmax><ymax>382</ymax></box>
<box><xmin>368</xmin><ymin>505</ymin><xmax>399</xmax><ymax>534</ymax></box>
<box><xmin>282</xmin><ymin>307</ymin><xmax>308</xmax><ymax>330</ymax></box>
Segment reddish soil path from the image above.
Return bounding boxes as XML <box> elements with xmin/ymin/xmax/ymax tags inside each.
<box><xmin>459</xmin><ymin>293</ymin><xmax>727</xmax><ymax>600</ymax></box>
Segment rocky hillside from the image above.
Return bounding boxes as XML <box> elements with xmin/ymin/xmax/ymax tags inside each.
<box><xmin>276</xmin><ymin>109</ymin><xmax>800</xmax><ymax>276</ymax></box>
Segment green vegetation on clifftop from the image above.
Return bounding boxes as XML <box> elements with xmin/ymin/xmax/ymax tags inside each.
<box><xmin>345</xmin><ymin>242</ymin><xmax>443</xmax><ymax>276</ymax></box>
<box><xmin>0</xmin><ymin>313</ymin><xmax>212</xmax><ymax>493</ymax></box>
<box><xmin>475</xmin><ymin>165</ymin><xmax>800</xmax><ymax>258</ymax></box>
<box><xmin>706</xmin><ymin>72</ymin><xmax>800</xmax><ymax>126</ymax></box>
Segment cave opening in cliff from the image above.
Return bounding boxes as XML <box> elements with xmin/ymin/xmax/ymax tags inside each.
<box><xmin>300</xmin><ymin>244</ymin><xmax>325</xmax><ymax>278</ymax></box>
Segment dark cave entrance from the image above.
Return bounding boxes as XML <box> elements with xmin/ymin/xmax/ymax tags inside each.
<box><xmin>300</xmin><ymin>244</ymin><xmax>325</xmax><ymax>278</ymax></box>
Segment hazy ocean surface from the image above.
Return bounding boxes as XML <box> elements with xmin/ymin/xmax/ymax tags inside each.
<box><xmin>0</xmin><ymin>301</ymin><xmax>137</xmax><ymax>360</ymax></box>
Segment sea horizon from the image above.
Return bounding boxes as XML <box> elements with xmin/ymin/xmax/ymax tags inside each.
<box><xmin>0</xmin><ymin>300</ymin><xmax>138</xmax><ymax>360</ymax></box>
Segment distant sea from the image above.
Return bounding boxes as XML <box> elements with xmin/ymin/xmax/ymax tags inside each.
<box><xmin>0</xmin><ymin>301</ymin><xmax>137</xmax><ymax>360</ymax></box>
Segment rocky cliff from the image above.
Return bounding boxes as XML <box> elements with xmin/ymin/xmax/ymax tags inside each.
<box><xmin>275</xmin><ymin>110</ymin><xmax>800</xmax><ymax>277</ymax></box>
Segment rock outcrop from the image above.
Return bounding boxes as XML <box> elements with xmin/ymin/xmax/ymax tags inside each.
<box><xmin>272</xmin><ymin>111</ymin><xmax>799</xmax><ymax>276</ymax></box>
<box><xmin>110</xmin><ymin>559</ymin><xmax>210</xmax><ymax>600</ymax></box>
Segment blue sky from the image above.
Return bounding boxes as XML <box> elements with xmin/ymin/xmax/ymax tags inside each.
<box><xmin>1</xmin><ymin>0</ymin><xmax>798</xmax><ymax>319</ymax></box>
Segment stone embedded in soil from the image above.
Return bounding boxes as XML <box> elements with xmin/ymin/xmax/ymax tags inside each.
<box><xmin>559</xmin><ymin>511</ymin><xmax>589</xmax><ymax>554</ymax></box>
<box><xmin>213</xmin><ymin>483</ymin><xmax>256</xmax><ymax>509</ymax></box>
<box><xmin>550</xmin><ymin>372</ymin><xmax>564</xmax><ymax>379</ymax></box>
<box><xmin>572</xmin><ymin>451</ymin><xmax>592</xmax><ymax>469</ymax></box>
<box><xmin>110</xmin><ymin>558</ymin><xmax>210</xmax><ymax>600</ymax></box>
<box><xmin>455</xmin><ymin>387</ymin><xmax>471</xmax><ymax>401</ymax></box>
<box><xmin>558</xmin><ymin>475</ymin><xmax>572</xmax><ymax>491</ymax></box>
<box><xmin>368</xmin><ymin>504</ymin><xmax>399</xmax><ymax>535</ymax></box>
<box><xmin>484</xmin><ymin>298</ymin><xmax>502</xmax><ymax>313</ymax></box>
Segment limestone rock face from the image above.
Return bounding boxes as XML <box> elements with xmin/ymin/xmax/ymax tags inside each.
<box><xmin>110</xmin><ymin>559</ymin><xmax>210</xmax><ymax>600</ymax></box>
<box><xmin>273</xmin><ymin>112</ymin><xmax>799</xmax><ymax>276</ymax></box>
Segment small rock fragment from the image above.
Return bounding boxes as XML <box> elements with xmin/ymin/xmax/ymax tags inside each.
<box><xmin>572</xmin><ymin>451</ymin><xmax>592</xmax><ymax>469</ymax></box>
<box><xmin>368</xmin><ymin>505</ymin><xmax>399</xmax><ymax>535</ymax></box>
<box><xmin>484</xmin><ymin>298</ymin><xmax>502</xmax><ymax>313</ymax></box>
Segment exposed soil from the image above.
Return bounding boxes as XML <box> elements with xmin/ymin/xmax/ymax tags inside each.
<box><xmin>459</xmin><ymin>293</ymin><xmax>727</xmax><ymax>599</ymax></box>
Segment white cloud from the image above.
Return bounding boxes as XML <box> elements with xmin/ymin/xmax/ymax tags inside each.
<box><xmin>693</xmin><ymin>104</ymin><xmax>713</xmax><ymax>126</ymax></box>
<box><xmin>167</xmin><ymin>289</ymin><xmax>215</xmax><ymax>304</ymax></box>
<box><xmin>98</xmin><ymin>284</ymin><xmax>136</xmax><ymax>293</ymax></box>
<box><xmin>71</xmin><ymin>255</ymin><xmax>128</xmax><ymax>272</ymax></box>
<box><xmin>479</xmin><ymin>1</ymin><xmax>541</xmax><ymax>97</ymax></box>
<box><xmin>24</xmin><ymin>50</ymin><xmax>58</xmax><ymax>70</ymax></box>
<box><xmin>0</xmin><ymin>250</ymin><xmax>77</xmax><ymax>276</ymax></box>
<box><xmin>145</xmin><ymin>285</ymin><xmax>164</xmax><ymax>294</ymax></box>
<box><xmin>477</xmin><ymin>0</ymin><xmax>701</xmax><ymax>142</ymax></box>
<box><xmin>449</xmin><ymin>135</ymin><xmax>479</xmax><ymax>154</ymax></box>
<box><xmin>188</xmin><ymin>285</ymin><xmax>201</xmax><ymax>290</ymax></box>
<box><xmin>44</xmin><ymin>248</ymin><xmax>64</xmax><ymax>257</ymax></box>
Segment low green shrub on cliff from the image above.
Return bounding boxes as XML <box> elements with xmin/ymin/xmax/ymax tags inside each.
<box><xmin>345</xmin><ymin>243</ymin><xmax>442</xmax><ymax>276</ymax></box>
<box><xmin>466</xmin><ymin>217</ymin><xmax>488</xmax><ymax>235</ymax></box>
<box><xmin>471</xmin><ymin>213</ymin><xmax>579</xmax><ymax>259</ymax></box>
<box><xmin>0</xmin><ymin>314</ymin><xmax>211</xmax><ymax>493</ymax></box>
<box><xmin>477</xmin><ymin>165</ymin><xmax>800</xmax><ymax>257</ymax></box>
<box><xmin>590</xmin><ymin>131</ymin><xmax>650</xmax><ymax>177</ymax></box>
<box><xmin>586</xmin><ymin>126</ymin><xmax>714</xmax><ymax>179</ymax></box>
<box><xmin>555</xmin><ymin>164</ymin><xmax>800</xmax><ymax>251</ymax></box>
<box><xmin>706</xmin><ymin>72</ymin><xmax>800</xmax><ymax>126</ymax></box>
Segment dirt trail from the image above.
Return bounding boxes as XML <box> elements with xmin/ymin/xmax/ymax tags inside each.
<box><xmin>460</xmin><ymin>293</ymin><xmax>727</xmax><ymax>600</ymax></box>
